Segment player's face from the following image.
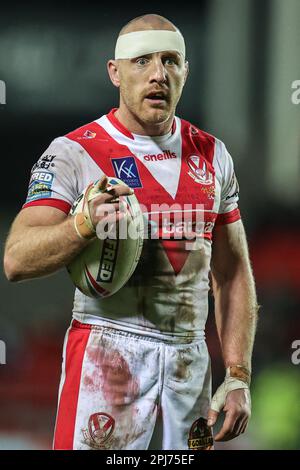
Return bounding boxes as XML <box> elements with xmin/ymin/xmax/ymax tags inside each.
<box><xmin>117</xmin><ymin>51</ymin><xmax>188</xmax><ymax>126</ymax></box>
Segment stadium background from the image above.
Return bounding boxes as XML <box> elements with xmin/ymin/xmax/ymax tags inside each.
<box><xmin>0</xmin><ymin>0</ymin><xmax>299</xmax><ymax>450</ymax></box>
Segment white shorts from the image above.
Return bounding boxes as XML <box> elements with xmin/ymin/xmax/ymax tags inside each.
<box><xmin>53</xmin><ymin>319</ymin><xmax>213</xmax><ymax>450</ymax></box>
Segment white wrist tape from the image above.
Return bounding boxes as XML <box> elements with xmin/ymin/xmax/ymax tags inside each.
<box><xmin>115</xmin><ymin>30</ymin><xmax>186</xmax><ymax>60</ymax></box>
<box><xmin>210</xmin><ymin>369</ymin><xmax>250</xmax><ymax>413</ymax></box>
<box><xmin>73</xmin><ymin>179</ymin><xmax>108</xmax><ymax>240</ymax></box>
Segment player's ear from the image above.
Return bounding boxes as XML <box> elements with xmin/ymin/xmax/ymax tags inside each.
<box><xmin>183</xmin><ymin>60</ymin><xmax>189</xmax><ymax>85</ymax></box>
<box><xmin>107</xmin><ymin>59</ymin><xmax>120</xmax><ymax>88</ymax></box>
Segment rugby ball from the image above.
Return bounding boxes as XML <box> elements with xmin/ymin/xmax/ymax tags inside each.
<box><xmin>67</xmin><ymin>177</ymin><xmax>144</xmax><ymax>298</ymax></box>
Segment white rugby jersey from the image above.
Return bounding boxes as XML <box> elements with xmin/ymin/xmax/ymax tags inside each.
<box><xmin>23</xmin><ymin>109</ymin><xmax>240</xmax><ymax>337</ymax></box>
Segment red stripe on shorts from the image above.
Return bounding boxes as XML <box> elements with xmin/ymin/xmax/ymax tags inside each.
<box><xmin>53</xmin><ymin>323</ymin><xmax>91</xmax><ymax>449</ymax></box>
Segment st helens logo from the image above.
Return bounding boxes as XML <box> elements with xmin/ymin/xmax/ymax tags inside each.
<box><xmin>186</xmin><ymin>155</ymin><xmax>213</xmax><ymax>185</ymax></box>
<box><xmin>82</xmin><ymin>412</ymin><xmax>115</xmax><ymax>449</ymax></box>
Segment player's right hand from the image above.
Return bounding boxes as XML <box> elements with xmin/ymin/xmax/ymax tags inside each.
<box><xmin>88</xmin><ymin>174</ymin><xmax>134</xmax><ymax>229</ymax></box>
<box><xmin>207</xmin><ymin>367</ymin><xmax>251</xmax><ymax>442</ymax></box>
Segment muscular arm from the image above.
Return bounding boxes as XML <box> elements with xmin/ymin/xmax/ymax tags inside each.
<box><xmin>3</xmin><ymin>177</ymin><xmax>132</xmax><ymax>282</ymax></box>
<box><xmin>208</xmin><ymin>219</ymin><xmax>259</xmax><ymax>441</ymax></box>
<box><xmin>3</xmin><ymin>206</ymin><xmax>89</xmax><ymax>282</ymax></box>
<box><xmin>211</xmin><ymin>219</ymin><xmax>258</xmax><ymax>370</ymax></box>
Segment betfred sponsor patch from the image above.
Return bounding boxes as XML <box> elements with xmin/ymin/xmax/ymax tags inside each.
<box><xmin>26</xmin><ymin>171</ymin><xmax>54</xmax><ymax>202</ymax></box>
<box><xmin>29</xmin><ymin>171</ymin><xmax>54</xmax><ymax>186</ymax></box>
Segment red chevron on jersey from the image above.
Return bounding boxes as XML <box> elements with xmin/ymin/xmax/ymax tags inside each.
<box><xmin>23</xmin><ymin>109</ymin><xmax>241</xmax><ymax>335</ymax></box>
<box><xmin>65</xmin><ymin>112</ymin><xmax>218</xmax><ymax>274</ymax></box>
<box><xmin>65</xmin><ymin>112</ymin><xmax>217</xmax><ymax>230</ymax></box>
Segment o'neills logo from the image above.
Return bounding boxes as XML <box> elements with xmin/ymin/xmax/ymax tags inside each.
<box><xmin>188</xmin><ymin>418</ymin><xmax>213</xmax><ymax>450</ymax></box>
<box><xmin>144</xmin><ymin>150</ymin><xmax>176</xmax><ymax>161</ymax></box>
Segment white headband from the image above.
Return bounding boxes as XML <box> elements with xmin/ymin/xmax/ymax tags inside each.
<box><xmin>115</xmin><ymin>30</ymin><xmax>186</xmax><ymax>60</ymax></box>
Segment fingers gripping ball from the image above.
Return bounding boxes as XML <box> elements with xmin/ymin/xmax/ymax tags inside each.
<box><xmin>72</xmin><ymin>177</ymin><xmax>108</xmax><ymax>239</ymax></box>
<box><xmin>67</xmin><ymin>177</ymin><xmax>144</xmax><ymax>298</ymax></box>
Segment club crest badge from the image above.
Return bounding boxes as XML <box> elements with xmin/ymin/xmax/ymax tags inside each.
<box><xmin>187</xmin><ymin>155</ymin><xmax>213</xmax><ymax>185</ymax></box>
<box><xmin>82</xmin><ymin>412</ymin><xmax>115</xmax><ymax>449</ymax></box>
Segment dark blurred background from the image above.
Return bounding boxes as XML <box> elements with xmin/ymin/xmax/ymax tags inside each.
<box><xmin>0</xmin><ymin>0</ymin><xmax>299</xmax><ymax>450</ymax></box>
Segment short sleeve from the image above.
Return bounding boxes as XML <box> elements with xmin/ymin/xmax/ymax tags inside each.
<box><xmin>22</xmin><ymin>137</ymin><xmax>79</xmax><ymax>214</ymax></box>
<box><xmin>215</xmin><ymin>142</ymin><xmax>241</xmax><ymax>225</ymax></box>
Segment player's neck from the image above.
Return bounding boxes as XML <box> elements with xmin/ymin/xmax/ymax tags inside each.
<box><xmin>114</xmin><ymin>106</ymin><xmax>174</xmax><ymax>137</ymax></box>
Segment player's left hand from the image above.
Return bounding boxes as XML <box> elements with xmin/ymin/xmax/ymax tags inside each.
<box><xmin>207</xmin><ymin>388</ymin><xmax>251</xmax><ymax>441</ymax></box>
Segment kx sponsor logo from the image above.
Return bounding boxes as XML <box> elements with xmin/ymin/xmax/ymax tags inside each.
<box><xmin>112</xmin><ymin>157</ymin><xmax>142</xmax><ymax>188</ymax></box>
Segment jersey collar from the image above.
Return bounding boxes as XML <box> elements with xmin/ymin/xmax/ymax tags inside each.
<box><xmin>107</xmin><ymin>108</ymin><xmax>176</xmax><ymax>140</ymax></box>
